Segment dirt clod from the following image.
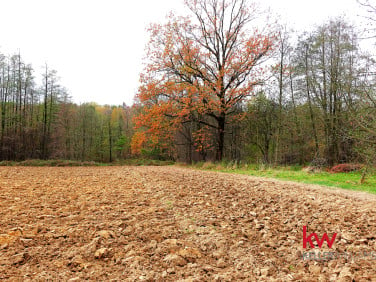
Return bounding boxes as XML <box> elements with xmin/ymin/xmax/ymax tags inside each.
<box><xmin>94</xmin><ymin>248</ymin><xmax>110</xmax><ymax>259</ymax></box>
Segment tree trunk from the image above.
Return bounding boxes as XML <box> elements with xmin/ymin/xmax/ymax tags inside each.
<box><xmin>109</xmin><ymin>118</ymin><xmax>113</xmax><ymax>162</ymax></box>
<box><xmin>305</xmin><ymin>44</ymin><xmax>319</xmax><ymax>154</ymax></box>
<box><xmin>216</xmin><ymin>115</ymin><xmax>225</xmax><ymax>161</ymax></box>
<box><xmin>42</xmin><ymin>65</ymin><xmax>48</xmax><ymax>159</ymax></box>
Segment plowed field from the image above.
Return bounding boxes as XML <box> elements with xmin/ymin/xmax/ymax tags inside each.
<box><xmin>0</xmin><ymin>166</ymin><xmax>375</xmax><ymax>281</ymax></box>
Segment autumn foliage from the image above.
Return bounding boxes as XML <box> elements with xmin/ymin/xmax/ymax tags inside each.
<box><xmin>132</xmin><ymin>0</ymin><xmax>275</xmax><ymax>160</ymax></box>
<box><xmin>330</xmin><ymin>164</ymin><xmax>363</xmax><ymax>173</ymax></box>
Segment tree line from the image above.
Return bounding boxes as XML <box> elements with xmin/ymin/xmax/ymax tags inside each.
<box><xmin>131</xmin><ymin>0</ymin><xmax>376</xmax><ymax>167</ymax></box>
<box><xmin>0</xmin><ymin>52</ymin><xmax>133</xmax><ymax>162</ymax></box>
<box><xmin>1</xmin><ymin>0</ymin><xmax>375</xmax><ymax>167</ymax></box>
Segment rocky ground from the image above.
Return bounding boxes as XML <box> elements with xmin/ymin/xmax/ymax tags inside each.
<box><xmin>0</xmin><ymin>166</ymin><xmax>375</xmax><ymax>281</ymax></box>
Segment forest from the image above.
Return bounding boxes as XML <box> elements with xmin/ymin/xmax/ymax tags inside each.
<box><xmin>0</xmin><ymin>0</ymin><xmax>375</xmax><ymax>169</ymax></box>
<box><xmin>0</xmin><ymin>55</ymin><xmax>133</xmax><ymax>162</ymax></box>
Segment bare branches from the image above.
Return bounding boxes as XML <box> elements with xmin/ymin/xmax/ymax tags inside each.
<box><xmin>357</xmin><ymin>0</ymin><xmax>376</xmax><ymax>39</ymax></box>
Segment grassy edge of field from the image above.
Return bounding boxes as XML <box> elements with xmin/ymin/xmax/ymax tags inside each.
<box><xmin>1</xmin><ymin>159</ymin><xmax>374</xmax><ymax>194</ymax></box>
<box><xmin>183</xmin><ymin>162</ymin><xmax>376</xmax><ymax>194</ymax></box>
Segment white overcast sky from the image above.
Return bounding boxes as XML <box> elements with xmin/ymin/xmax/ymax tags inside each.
<box><xmin>0</xmin><ymin>0</ymin><xmax>366</xmax><ymax>106</ymax></box>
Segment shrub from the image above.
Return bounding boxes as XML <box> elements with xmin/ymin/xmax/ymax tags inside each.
<box><xmin>310</xmin><ymin>157</ymin><xmax>328</xmax><ymax>169</ymax></box>
<box><xmin>330</xmin><ymin>163</ymin><xmax>363</xmax><ymax>173</ymax></box>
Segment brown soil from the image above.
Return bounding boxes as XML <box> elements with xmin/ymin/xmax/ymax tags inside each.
<box><xmin>0</xmin><ymin>166</ymin><xmax>375</xmax><ymax>281</ymax></box>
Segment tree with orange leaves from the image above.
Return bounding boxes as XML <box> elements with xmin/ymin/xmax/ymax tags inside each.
<box><xmin>133</xmin><ymin>0</ymin><xmax>275</xmax><ymax>161</ymax></box>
